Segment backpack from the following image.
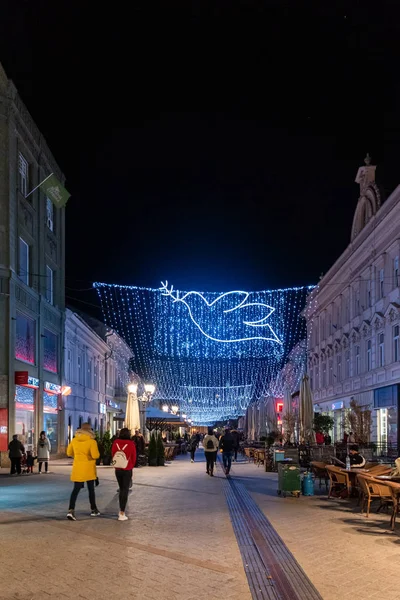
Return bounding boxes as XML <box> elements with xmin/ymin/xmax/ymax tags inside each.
<box><xmin>206</xmin><ymin>438</ymin><xmax>214</xmax><ymax>450</ymax></box>
<box><xmin>112</xmin><ymin>443</ymin><xmax>128</xmax><ymax>469</ymax></box>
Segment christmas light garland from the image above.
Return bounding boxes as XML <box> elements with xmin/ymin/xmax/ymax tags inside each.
<box><xmin>94</xmin><ymin>281</ymin><xmax>315</xmax><ymax>425</ymax></box>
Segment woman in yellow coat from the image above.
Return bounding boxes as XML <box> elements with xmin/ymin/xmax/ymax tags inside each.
<box><xmin>66</xmin><ymin>423</ymin><xmax>100</xmax><ymax>521</ymax></box>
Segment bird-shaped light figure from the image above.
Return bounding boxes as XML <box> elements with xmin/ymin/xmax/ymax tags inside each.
<box><xmin>160</xmin><ymin>281</ymin><xmax>282</xmax><ymax>344</ymax></box>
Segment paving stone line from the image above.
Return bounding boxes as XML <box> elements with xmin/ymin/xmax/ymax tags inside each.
<box><xmin>221</xmin><ymin>465</ymin><xmax>323</xmax><ymax>600</ymax></box>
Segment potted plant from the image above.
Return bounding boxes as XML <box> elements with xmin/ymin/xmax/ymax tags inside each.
<box><xmin>148</xmin><ymin>433</ymin><xmax>157</xmax><ymax>466</ymax></box>
<box><xmin>157</xmin><ymin>432</ymin><xmax>165</xmax><ymax>466</ymax></box>
<box><xmin>102</xmin><ymin>431</ymin><xmax>112</xmax><ymax>465</ymax></box>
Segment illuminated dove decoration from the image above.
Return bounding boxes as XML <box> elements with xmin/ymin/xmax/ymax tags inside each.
<box><xmin>160</xmin><ymin>281</ymin><xmax>282</xmax><ymax>344</ymax></box>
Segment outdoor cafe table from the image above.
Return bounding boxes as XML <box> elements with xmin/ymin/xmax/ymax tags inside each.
<box><xmin>338</xmin><ymin>467</ymin><xmax>370</xmax><ymax>495</ymax></box>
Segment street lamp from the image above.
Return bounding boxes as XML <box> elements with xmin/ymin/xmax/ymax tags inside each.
<box><xmin>162</xmin><ymin>404</ymin><xmax>169</xmax><ymax>412</ymax></box>
<box><xmin>171</xmin><ymin>405</ymin><xmax>179</xmax><ymax>415</ymax></box>
<box><xmin>128</xmin><ymin>383</ymin><xmax>138</xmax><ymax>394</ymax></box>
<box><xmin>140</xmin><ymin>383</ymin><xmax>155</xmax><ymax>441</ymax></box>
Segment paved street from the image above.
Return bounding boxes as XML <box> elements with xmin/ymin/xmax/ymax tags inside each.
<box><xmin>2</xmin><ymin>452</ymin><xmax>400</xmax><ymax>600</ymax></box>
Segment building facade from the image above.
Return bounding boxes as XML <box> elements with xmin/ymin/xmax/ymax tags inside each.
<box><xmin>63</xmin><ymin>309</ymin><xmax>134</xmax><ymax>446</ymax></box>
<box><xmin>0</xmin><ymin>62</ymin><xmax>66</xmax><ymax>464</ymax></box>
<box><xmin>306</xmin><ymin>156</ymin><xmax>400</xmax><ymax>449</ymax></box>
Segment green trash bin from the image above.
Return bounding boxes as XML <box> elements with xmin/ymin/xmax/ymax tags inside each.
<box><xmin>277</xmin><ymin>462</ymin><xmax>301</xmax><ymax>498</ymax></box>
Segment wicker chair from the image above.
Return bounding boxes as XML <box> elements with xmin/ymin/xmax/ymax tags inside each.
<box><xmin>326</xmin><ymin>465</ymin><xmax>352</xmax><ymax>498</ymax></box>
<box><xmin>357</xmin><ymin>474</ymin><xmax>394</xmax><ymax>518</ymax></box>
<box><xmin>310</xmin><ymin>461</ymin><xmax>329</xmax><ymax>490</ymax></box>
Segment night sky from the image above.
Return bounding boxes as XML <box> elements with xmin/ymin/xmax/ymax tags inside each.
<box><xmin>1</xmin><ymin>2</ymin><xmax>399</xmax><ymax>313</ymax></box>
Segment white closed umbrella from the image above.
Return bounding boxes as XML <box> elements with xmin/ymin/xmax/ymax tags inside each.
<box><xmin>125</xmin><ymin>391</ymin><xmax>141</xmax><ymax>435</ymax></box>
<box><xmin>266</xmin><ymin>396</ymin><xmax>277</xmax><ymax>434</ymax></box>
<box><xmin>299</xmin><ymin>374</ymin><xmax>315</xmax><ymax>444</ymax></box>
<box><xmin>284</xmin><ymin>385</ymin><xmax>292</xmax><ymax>415</ymax></box>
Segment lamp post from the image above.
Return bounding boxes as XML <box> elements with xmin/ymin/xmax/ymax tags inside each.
<box><xmin>141</xmin><ymin>383</ymin><xmax>155</xmax><ymax>441</ymax></box>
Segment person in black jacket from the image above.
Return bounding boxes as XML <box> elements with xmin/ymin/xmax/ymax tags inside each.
<box><xmin>231</xmin><ymin>429</ymin><xmax>240</xmax><ymax>462</ymax></box>
<box><xmin>219</xmin><ymin>429</ymin><xmax>234</xmax><ymax>475</ymax></box>
<box><xmin>8</xmin><ymin>435</ymin><xmax>25</xmax><ymax>475</ymax></box>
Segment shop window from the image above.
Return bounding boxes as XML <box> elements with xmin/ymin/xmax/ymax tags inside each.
<box><xmin>43</xmin><ymin>392</ymin><xmax>58</xmax><ymax>453</ymax></box>
<box><xmin>15</xmin><ymin>313</ymin><xmax>35</xmax><ymax>364</ymax></box>
<box><xmin>15</xmin><ymin>385</ymin><xmax>35</xmax><ymax>450</ymax></box>
<box><xmin>43</xmin><ymin>328</ymin><xmax>58</xmax><ymax>373</ymax></box>
<box><xmin>79</xmin><ymin>416</ymin><xmax>83</xmax><ymax>429</ymax></box>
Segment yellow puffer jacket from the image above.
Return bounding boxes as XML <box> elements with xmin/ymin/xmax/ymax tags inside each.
<box><xmin>67</xmin><ymin>429</ymin><xmax>100</xmax><ymax>482</ymax></box>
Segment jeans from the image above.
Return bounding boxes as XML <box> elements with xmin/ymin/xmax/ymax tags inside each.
<box><xmin>69</xmin><ymin>480</ymin><xmax>97</xmax><ymax>511</ymax></box>
<box><xmin>205</xmin><ymin>452</ymin><xmax>216</xmax><ymax>473</ymax></box>
<box><xmin>10</xmin><ymin>457</ymin><xmax>21</xmax><ymax>475</ymax></box>
<box><xmin>222</xmin><ymin>451</ymin><xmax>232</xmax><ymax>473</ymax></box>
<box><xmin>116</xmin><ymin>469</ymin><xmax>132</xmax><ymax>512</ymax></box>
<box><xmin>38</xmin><ymin>461</ymin><xmax>48</xmax><ymax>473</ymax></box>
<box><xmin>190</xmin><ymin>448</ymin><xmax>196</xmax><ymax>461</ymax></box>
<box><xmin>234</xmin><ymin>448</ymin><xmax>238</xmax><ymax>461</ymax></box>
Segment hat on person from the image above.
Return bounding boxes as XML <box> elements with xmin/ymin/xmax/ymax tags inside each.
<box><xmin>81</xmin><ymin>423</ymin><xmax>93</xmax><ymax>432</ymax></box>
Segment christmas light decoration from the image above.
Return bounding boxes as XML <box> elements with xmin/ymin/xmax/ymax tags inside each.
<box><xmin>94</xmin><ymin>281</ymin><xmax>314</xmax><ymax>425</ymax></box>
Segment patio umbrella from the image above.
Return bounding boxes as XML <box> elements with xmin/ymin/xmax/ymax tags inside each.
<box><xmin>258</xmin><ymin>398</ymin><xmax>267</xmax><ymax>439</ymax></box>
<box><xmin>299</xmin><ymin>374</ymin><xmax>315</xmax><ymax>444</ymax></box>
<box><xmin>125</xmin><ymin>391</ymin><xmax>141</xmax><ymax>435</ymax></box>
<box><xmin>265</xmin><ymin>396</ymin><xmax>277</xmax><ymax>434</ymax></box>
<box><xmin>284</xmin><ymin>385</ymin><xmax>292</xmax><ymax>415</ymax></box>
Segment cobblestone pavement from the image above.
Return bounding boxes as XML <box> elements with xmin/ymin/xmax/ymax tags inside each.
<box><xmin>0</xmin><ymin>454</ymin><xmax>251</xmax><ymax>600</ymax></box>
<box><xmin>231</xmin><ymin>459</ymin><xmax>400</xmax><ymax>600</ymax></box>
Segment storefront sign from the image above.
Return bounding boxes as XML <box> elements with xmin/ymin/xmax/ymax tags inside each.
<box><xmin>44</xmin><ymin>381</ymin><xmax>62</xmax><ymax>395</ymax></box>
<box><xmin>15</xmin><ymin>371</ymin><xmax>29</xmax><ymax>385</ymax></box>
<box><xmin>28</xmin><ymin>377</ymin><xmax>39</xmax><ymax>388</ymax></box>
<box><xmin>332</xmin><ymin>401</ymin><xmax>344</xmax><ymax>411</ymax></box>
<box><xmin>99</xmin><ymin>403</ymin><xmax>106</xmax><ymax>414</ymax></box>
<box><xmin>108</xmin><ymin>400</ymin><xmax>120</xmax><ymax>410</ymax></box>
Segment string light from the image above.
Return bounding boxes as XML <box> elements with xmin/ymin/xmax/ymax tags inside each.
<box><xmin>94</xmin><ymin>281</ymin><xmax>314</xmax><ymax>424</ymax></box>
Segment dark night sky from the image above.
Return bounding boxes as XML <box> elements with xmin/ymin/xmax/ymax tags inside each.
<box><xmin>1</xmin><ymin>1</ymin><xmax>400</xmax><ymax>310</ymax></box>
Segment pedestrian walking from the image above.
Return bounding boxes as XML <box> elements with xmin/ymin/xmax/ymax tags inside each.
<box><xmin>219</xmin><ymin>428</ymin><xmax>234</xmax><ymax>475</ymax></box>
<box><xmin>66</xmin><ymin>423</ymin><xmax>100</xmax><ymax>521</ymax></box>
<box><xmin>203</xmin><ymin>428</ymin><xmax>219</xmax><ymax>476</ymax></box>
<box><xmin>132</xmin><ymin>429</ymin><xmax>145</xmax><ymax>467</ymax></box>
<box><xmin>189</xmin><ymin>434</ymin><xmax>198</xmax><ymax>463</ymax></box>
<box><xmin>112</xmin><ymin>427</ymin><xmax>136</xmax><ymax>521</ymax></box>
<box><xmin>37</xmin><ymin>431</ymin><xmax>51</xmax><ymax>473</ymax></box>
<box><xmin>231</xmin><ymin>429</ymin><xmax>240</xmax><ymax>462</ymax></box>
<box><xmin>26</xmin><ymin>450</ymin><xmax>36</xmax><ymax>473</ymax></box>
<box><xmin>8</xmin><ymin>434</ymin><xmax>25</xmax><ymax>475</ymax></box>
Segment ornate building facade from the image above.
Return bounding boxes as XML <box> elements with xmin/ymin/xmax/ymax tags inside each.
<box><xmin>0</xmin><ymin>62</ymin><xmax>66</xmax><ymax>464</ymax></box>
<box><xmin>306</xmin><ymin>156</ymin><xmax>400</xmax><ymax>448</ymax></box>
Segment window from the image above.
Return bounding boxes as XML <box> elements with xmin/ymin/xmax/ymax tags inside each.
<box><xmin>77</xmin><ymin>355</ymin><xmax>83</xmax><ymax>385</ymax></box>
<box><xmin>367</xmin><ymin>339</ymin><xmax>372</xmax><ymax>371</ymax></box>
<box><xmin>94</xmin><ymin>360</ymin><xmax>98</xmax><ymax>391</ymax></box>
<box><xmin>345</xmin><ymin>295</ymin><xmax>350</xmax><ymax>323</ymax></box>
<box><xmin>355</xmin><ymin>345</ymin><xmax>360</xmax><ymax>375</ymax></box>
<box><xmin>67</xmin><ymin>349</ymin><xmax>72</xmax><ymax>381</ymax></box>
<box><xmin>46</xmin><ymin>197</ymin><xmax>54</xmax><ymax>232</ymax></box>
<box><xmin>87</xmin><ymin>358</ymin><xmax>92</xmax><ymax>388</ymax></box>
<box><xmin>46</xmin><ymin>265</ymin><xmax>54</xmax><ymax>304</ymax></box>
<box><xmin>367</xmin><ymin>280</ymin><xmax>371</xmax><ymax>307</ymax></box>
<box><xmin>394</xmin><ymin>326</ymin><xmax>400</xmax><ymax>363</ymax></box>
<box><xmin>18</xmin><ymin>152</ymin><xmax>29</xmax><ymax>197</ymax></box>
<box><xmin>43</xmin><ymin>329</ymin><xmax>58</xmax><ymax>373</ymax></box>
<box><xmin>345</xmin><ymin>350</ymin><xmax>350</xmax><ymax>379</ymax></box>
<box><xmin>328</xmin><ymin>313</ymin><xmax>332</xmax><ymax>336</ymax></box>
<box><xmin>354</xmin><ymin>287</ymin><xmax>360</xmax><ymax>316</ymax></box>
<box><xmin>336</xmin><ymin>354</ymin><xmax>342</xmax><ymax>382</ymax></box>
<box><xmin>322</xmin><ymin>362</ymin><xmax>327</xmax><ymax>388</ymax></box>
<box><xmin>18</xmin><ymin>237</ymin><xmax>29</xmax><ymax>285</ymax></box>
<box><xmin>315</xmin><ymin>364</ymin><xmax>319</xmax><ymax>388</ymax></box>
<box><xmin>321</xmin><ymin>315</ymin><xmax>325</xmax><ymax>341</ymax></box>
<box><xmin>15</xmin><ymin>313</ymin><xmax>35</xmax><ymax>364</ymax></box>
<box><xmin>379</xmin><ymin>268</ymin><xmax>384</xmax><ymax>299</ymax></box>
<box><xmin>379</xmin><ymin>333</ymin><xmax>385</xmax><ymax>367</ymax></box>
<box><xmin>328</xmin><ymin>359</ymin><xmax>333</xmax><ymax>385</ymax></box>
<box><xmin>394</xmin><ymin>256</ymin><xmax>399</xmax><ymax>288</ymax></box>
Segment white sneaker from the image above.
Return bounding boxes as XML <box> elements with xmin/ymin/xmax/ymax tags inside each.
<box><xmin>118</xmin><ymin>513</ymin><xmax>128</xmax><ymax>521</ymax></box>
<box><xmin>191</xmin><ymin>459</ymin><xmax>194</xmax><ymax>463</ymax></box>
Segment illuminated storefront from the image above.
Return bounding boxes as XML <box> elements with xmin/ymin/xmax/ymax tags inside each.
<box><xmin>14</xmin><ymin>373</ymin><xmax>39</xmax><ymax>451</ymax></box>
<box><xmin>43</xmin><ymin>382</ymin><xmax>61</xmax><ymax>454</ymax></box>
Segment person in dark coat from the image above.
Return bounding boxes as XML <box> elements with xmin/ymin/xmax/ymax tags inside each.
<box><xmin>132</xmin><ymin>429</ymin><xmax>145</xmax><ymax>467</ymax></box>
<box><xmin>189</xmin><ymin>434</ymin><xmax>198</xmax><ymax>463</ymax></box>
<box><xmin>219</xmin><ymin>429</ymin><xmax>235</xmax><ymax>475</ymax></box>
<box><xmin>8</xmin><ymin>435</ymin><xmax>25</xmax><ymax>475</ymax></box>
<box><xmin>231</xmin><ymin>429</ymin><xmax>240</xmax><ymax>462</ymax></box>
